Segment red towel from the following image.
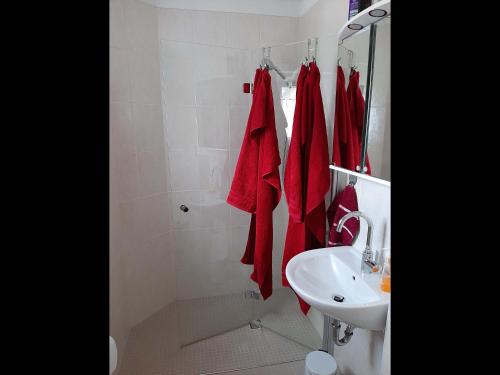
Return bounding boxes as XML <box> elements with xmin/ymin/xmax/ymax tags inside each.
<box><xmin>227</xmin><ymin>68</ymin><xmax>281</xmax><ymax>300</ymax></box>
<box><xmin>347</xmin><ymin>70</ymin><xmax>371</xmax><ymax>175</ymax></box>
<box><xmin>332</xmin><ymin>66</ymin><xmax>356</xmax><ymax>171</ymax></box>
<box><xmin>327</xmin><ymin>185</ymin><xmax>359</xmax><ymax>246</ymax></box>
<box><xmin>282</xmin><ymin>62</ymin><xmax>330</xmax><ymax>314</ymax></box>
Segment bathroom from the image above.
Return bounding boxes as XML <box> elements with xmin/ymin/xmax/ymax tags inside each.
<box><xmin>110</xmin><ymin>0</ymin><xmax>391</xmax><ymax>374</ymax></box>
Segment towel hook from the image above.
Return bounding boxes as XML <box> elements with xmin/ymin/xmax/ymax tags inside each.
<box><xmin>312</xmin><ymin>37</ymin><xmax>318</xmax><ymax>62</ymax></box>
<box><xmin>348</xmin><ymin>174</ymin><xmax>357</xmax><ymax>186</ymax></box>
<box><xmin>261</xmin><ymin>47</ymin><xmax>266</xmax><ymax>68</ymax></box>
<box><xmin>307</xmin><ymin>38</ymin><xmax>312</xmax><ymax>64</ymax></box>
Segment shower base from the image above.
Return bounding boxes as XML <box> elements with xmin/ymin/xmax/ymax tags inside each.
<box><xmin>118</xmin><ymin>288</ymin><xmax>322</xmax><ymax>375</ymax></box>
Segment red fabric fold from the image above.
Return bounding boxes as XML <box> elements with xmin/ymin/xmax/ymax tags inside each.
<box><xmin>347</xmin><ymin>70</ymin><xmax>371</xmax><ymax>175</ymax></box>
<box><xmin>327</xmin><ymin>185</ymin><xmax>359</xmax><ymax>246</ymax></box>
<box><xmin>282</xmin><ymin>62</ymin><xmax>330</xmax><ymax>314</ymax></box>
<box><xmin>227</xmin><ymin>68</ymin><xmax>281</xmax><ymax>300</ymax></box>
<box><xmin>332</xmin><ymin>66</ymin><xmax>356</xmax><ymax>171</ymax></box>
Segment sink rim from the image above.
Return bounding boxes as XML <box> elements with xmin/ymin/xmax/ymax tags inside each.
<box><xmin>285</xmin><ymin>246</ymin><xmax>390</xmax><ymax>311</ymax></box>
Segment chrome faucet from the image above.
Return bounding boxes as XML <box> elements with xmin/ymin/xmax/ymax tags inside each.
<box><xmin>336</xmin><ymin>211</ymin><xmax>378</xmax><ymax>274</ymax></box>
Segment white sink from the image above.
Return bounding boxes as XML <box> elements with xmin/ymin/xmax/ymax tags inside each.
<box><xmin>285</xmin><ymin>246</ymin><xmax>390</xmax><ymax>330</ymax></box>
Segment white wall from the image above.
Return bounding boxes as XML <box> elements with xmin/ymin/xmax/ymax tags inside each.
<box><xmin>110</xmin><ymin>3</ymin><xmax>175</xmax><ymax>370</ymax></box>
<box><xmin>298</xmin><ymin>0</ymin><xmax>348</xmax><ymax>40</ymax></box>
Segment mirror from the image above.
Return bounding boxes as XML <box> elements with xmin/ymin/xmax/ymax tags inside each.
<box><xmin>333</xmin><ymin>0</ymin><xmax>391</xmax><ymax>182</ymax></box>
<box><xmin>364</xmin><ymin>16</ymin><xmax>390</xmax><ymax>181</ymax></box>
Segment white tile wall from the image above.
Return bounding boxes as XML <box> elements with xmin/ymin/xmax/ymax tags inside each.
<box><xmin>110</xmin><ymin>0</ymin><xmax>175</xmax><ymax>338</ymax></box>
<box><xmin>158</xmin><ymin>8</ymin><xmax>194</xmax><ymax>43</ymax></box>
<box><xmin>110</xmin><ymin>152</ymin><xmax>130</xmax><ymax>374</ymax></box>
<box><xmin>110</xmin><ymin>101</ymin><xmax>136</xmax><ymax>157</ymax></box>
<box><xmin>259</xmin><ymin>16</ymin><xmax>299</xmax><ymax>47</ymax></box>
<box><xmin>168</xmin><ymin>147</ymin><xmax>201</xmax><ymax>191</ymax></box>
<box><xmin>110</xmin><ymin>47</ymin><xmax>131</xmax><ymax>103</ymax></box>
<box><xmin>110</xmin><ymin>0</ymin><xmax>128</xmax><ymax>49</ymax></box>
<box><xmin>163</xmin><ymin>105</ymin><xmax>197</xmax><ymax>149</ymax></box>
<box><xmin>226</xmin><ymin>13</ymin><xmax>261</xmax><ymax>49</ymax></box>
<box><xmin>128</xmin><ymin>51</ymin><xmax>162</xmax><ymax>105</ymax></box>
<box><xmin>123</xmin><ymin>0</ymin><xmax>159</xmax><ymax>53</ymax></box>
<box><xmin>114</xmin><ymin>152</ymin><xmax>140</xmax><ymax>202</ymax></box>
<box><xmin>229</xmin><ymin>105</ymin><xmax>249</xmax><ymax>150</ymax></box>
<box><xmin>196</xmin><ymin>106</ymin><xmax>229</xmax><ymax>149</ymax></box>
<box><xmin>157</xmin><ymin>7</ymin><xmax>300</xmax><ymax>308</ymax></box>
<box><xmin>191</xmin><ymin>10</ymin><xmax>228</xmax><ymax>46</ymax></box>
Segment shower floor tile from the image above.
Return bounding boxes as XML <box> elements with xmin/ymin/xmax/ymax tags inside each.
<box><xmin>223</xmin><ymin>360</ymin><xmax>343</xmax><ymax>375</ymax></box>
<box><xmin>120</xmin><ymin>325</ymin><xmax>309</xmax><ymax>375</ymax></box>
<box><xmin>202</xmin><ymin>360</ymin><xmax>306</xmax><ymax>375</ymax></box>
<box><xmin>118</xmin><ymin>290</ymin><xmax>321</xmax><ymax>375</ymax></box>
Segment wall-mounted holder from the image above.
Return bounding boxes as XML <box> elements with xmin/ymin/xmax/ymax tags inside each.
<box><xmin>330</xmin><ymin>164</ymin><xmax>390</xmax><ymax>188</ymax></box>
<box><xmin>338</xmin><ymin>0</ymin><xmax>391</xmax><ymax>44</ymax></box>
<box><xmin>348</xmin><ymin>174</ymin><xmax>357</xmax><ymax>186</ymax></box>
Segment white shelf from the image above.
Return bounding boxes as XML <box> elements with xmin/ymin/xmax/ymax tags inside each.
<box><xmin>329</xmin><ymin>164</ymin><xmax>390</xmax><ymax>187</ymax></box>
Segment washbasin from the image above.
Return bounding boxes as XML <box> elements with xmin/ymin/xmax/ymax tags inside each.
<box><xmin>286</xmin><ymin>246</ymin><xmax>390</xmax><ymax>330</ymax></box>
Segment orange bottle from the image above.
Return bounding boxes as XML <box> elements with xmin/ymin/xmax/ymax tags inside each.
<box><xmin>380</xmin><ymin>255</ymin><xmax>391</xmax><ymax>293</ymax></box>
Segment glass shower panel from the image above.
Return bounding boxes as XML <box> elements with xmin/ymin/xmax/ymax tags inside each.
<box><xmin>156</xmin><ymin>34</ymin><xmax>337</xmax><ymax>374</ymax></box>
<box><xmin>244</xmin><ymin>35</ymin><xmax>340</xmax><ymax>356</ymax></box>
<box><xmin>160</xmin><ymin>42</ymin><xmax>259</xmax><ymax>349</ymax></box>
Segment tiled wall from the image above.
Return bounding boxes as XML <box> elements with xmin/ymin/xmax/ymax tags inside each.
<box><xmin>158</xmin><ymin>7</ymin><xmax>300</xmax><ymax>300</ymax></box>
<box><xmin>110</xmin><ymin>3</ymin><xmax>175</xmax><ymax>365</ymax></box>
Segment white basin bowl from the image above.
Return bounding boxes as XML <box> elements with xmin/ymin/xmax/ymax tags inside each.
<box><xmin>285</xmin><ymin>246</ymin><xmax>390</xmax><ymax>330</ymax></box>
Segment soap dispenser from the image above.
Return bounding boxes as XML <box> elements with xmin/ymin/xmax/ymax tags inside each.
<box><xmin>380</xmin><ymin>252</ymin><xmax>391</xmax><ymax>293</ymax></box>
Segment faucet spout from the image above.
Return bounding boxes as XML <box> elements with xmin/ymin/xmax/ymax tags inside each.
<box><xmin>336</xmin><ymin>210</ymin><xmax>377</xmax><ymax>273</ymax></box>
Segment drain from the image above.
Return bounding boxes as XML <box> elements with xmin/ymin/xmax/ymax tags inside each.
<box><xmin>249</xmin><ymin>319</ymin><xmax>262</xmax><ymax>329</ymax></box>
<box><xmin>332</xmin><ymin>294</ymin><xmax>345</xmax><ymax>303</ymax></box>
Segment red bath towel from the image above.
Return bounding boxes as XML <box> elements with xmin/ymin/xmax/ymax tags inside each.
<box><xmin>327</xmin><ymin>185</ymin><xmax>359</xmax><ymax>246</ymax></box>
<box><xmin>227</xmin><ymin>68</ymin><xmax>281</xmax><ymax>300</ymax></box>
<box><xmin>282</xmin><ymin>62</ymin><xmax>330</xmax><ymax>314</ymax></box>
<box><xmin>347</xmin><ymin>70</ymin><xmax>371</xmax><ymax>175</ymax></box>
<box><xmin>332</xmin><ymin>66</ymin><xmax>356</xmax><ymax>171</ymax></box>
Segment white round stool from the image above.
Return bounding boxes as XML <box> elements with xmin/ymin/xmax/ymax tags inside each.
<box><xmin>304</xmin><ymin>350</ymin><xmax>337</xmax><ymax>375</ymax></box>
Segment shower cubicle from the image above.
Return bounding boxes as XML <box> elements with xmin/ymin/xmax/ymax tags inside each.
<box><xmin>110</xmin><ymin>1</ymin><xmax>341</xmax><ymax>373</ymax></box>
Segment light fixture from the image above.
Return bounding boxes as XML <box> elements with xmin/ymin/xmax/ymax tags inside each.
<box><xmin>369</xmin><ymin>9</ymin><xmax>387</xmax><ymax>17</ymax></box>
<box><xmin>347</xmin><ymin>23</ymin><xmax>363</xmax><ymax>30</ymax></box>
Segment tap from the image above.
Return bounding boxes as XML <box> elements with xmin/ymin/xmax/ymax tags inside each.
<box><xmin>336</xmin><ymin>211</ymin><xmax>378</xmax><ymax>274</ymax></box>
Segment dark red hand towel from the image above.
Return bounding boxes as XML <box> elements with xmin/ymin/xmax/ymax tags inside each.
<box><xmin>332</xmin><ymin>66</ymin><xmax>356</xmax><ymax>171</ymax></box>
<box><xmin>282</xmin><ymin>62</ymin><xmax>330</xmax><ymax>314</ymax></box>
<box><xmin>347</xmin><ymin>70</ymin><xmax>371</xmax><ymax>175</ymax></box>
<box><xmin>327</xmin><ymin>185</ymin><xmax>359</xmax><ymax>246</ymax></box>
<box><xmin>227</xmin><ymin>68</ymin><xmax>281</xmax><ymax>300</ymax></box>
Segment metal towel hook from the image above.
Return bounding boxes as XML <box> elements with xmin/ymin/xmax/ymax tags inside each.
<box><xmin>348</xmin><ymin>174</ymin><xmax>357</xmax><ymax>186</ymax></box>
<box><xmin>312</xmin><ymin>37</ymin><xmax>318</xmax><ymax>62</ymax></box>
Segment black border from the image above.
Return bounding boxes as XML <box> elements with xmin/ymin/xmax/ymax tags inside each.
<box><xmin>4</xmin><ymin>1</ymin><xmax>109</xmax><ymax>372</ymax></box>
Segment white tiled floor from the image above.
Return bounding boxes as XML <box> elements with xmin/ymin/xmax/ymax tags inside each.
<box><xmin>202</xmin><ymin>360</ymin><xmax>306</xmax><ymax>375</ymax></box>
<box><xmin>119</xmin><ymin>289</ymin><xmax>322</xmax><ymax>375</ymax></box>
<box><xmin>226</xmin><ymin>360</ymin><xmax>342</xmax><ymax>375</ymax></box>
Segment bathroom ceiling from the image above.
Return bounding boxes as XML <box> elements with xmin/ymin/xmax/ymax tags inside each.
<box><xmin>143</xmin><ymin>0</ymin><xmax>320</xmax><ymax>17</ymax></box>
